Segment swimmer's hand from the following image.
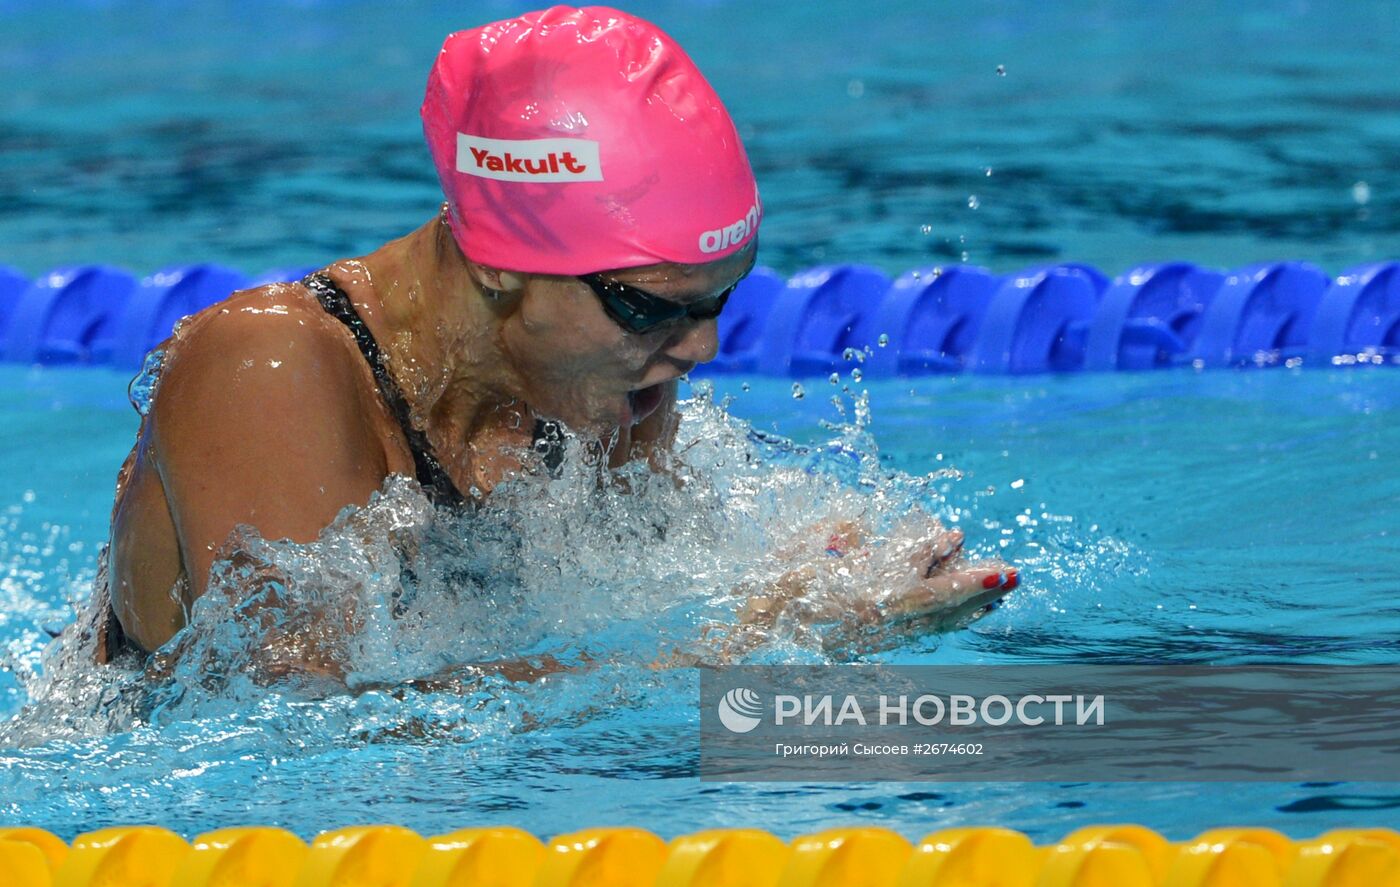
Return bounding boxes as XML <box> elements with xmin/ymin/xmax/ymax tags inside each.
<box><xmin>761</xmin><ymin>518</ymin><xmax>1014</xmax><ymax>647</ymax></box>
<box><xmin>678</xmin><ymin>517</ymin><xmax>1016</xmax><ymax>665</ymax></box>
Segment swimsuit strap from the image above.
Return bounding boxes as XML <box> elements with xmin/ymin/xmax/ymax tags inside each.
<box><xmin>303</xmin><ymin>272</ymin><xmax>468</xmax><ymax>509</ymax></box>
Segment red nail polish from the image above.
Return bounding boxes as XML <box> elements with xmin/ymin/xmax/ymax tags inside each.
<box><xmin>1003</xmin><ymin>574</ymin><xmax>1019</xmax><ymax>591</ymax></box>
<box><xmin>982</xmin><ymin>573</ymin><xmax>1001</xmax><ymax>588</ymax></box>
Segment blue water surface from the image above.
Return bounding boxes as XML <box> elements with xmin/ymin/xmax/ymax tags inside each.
<box><xmin>0</xmin><ymin>364</ymin><xmax>1397</xmax><ymax>840</ymax></box>
<box><xmin>1</xmin><ymin>0</ymin><xmax>1397</xmax><ymax>279</ymax></box>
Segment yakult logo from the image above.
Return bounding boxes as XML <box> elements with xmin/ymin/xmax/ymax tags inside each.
<box><xmin>457</xmin><ymin>134</ymin><xmax>603</xmax><ymax>183</ymax></box>
<box><xmin>699</xmin><ymin>203</ymin><xmax>760</xmax><ymax>254</ymax></box>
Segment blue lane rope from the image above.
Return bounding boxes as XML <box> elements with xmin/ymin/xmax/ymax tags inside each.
<box><xmin>0</xmin><ymin>260</ymin><xmax>1395</xmax><ymax>374</ymax></box>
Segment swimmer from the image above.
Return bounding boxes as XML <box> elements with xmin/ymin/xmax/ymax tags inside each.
<box><xmin>77</xmin><ymin>6</ymin><xmax>1014</xmax><ymax>677</ymax></box>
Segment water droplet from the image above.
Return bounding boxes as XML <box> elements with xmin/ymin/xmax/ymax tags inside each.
<box><xmin>791</xmin><ymin>382</ymin><xmax>805</xmax><ymax>400</ymax></box>
<box><xmin>842</xmin><ymin>347</ymin><xmax>858</xmax><ymax>361</ymax></box>
<box><xmin>1353</xmin><ymin>181</ymin><xmax>1371</xmax><ymax>205</ymax></box>
<box><xmin>995</xmin><ymin>64</ymin><xmax>1006</xmax><ymax>76</ymax></box>
<box><xmin>967</xmin><ymin>195</ymin><xmax>981</xmax><ymax>210</ymax></box>
<box><xmin>851</xmin><ymin>368</ymin><xmax>863</xmax><ymax>382</ymax></box>
<box><xmin>741</xmin><ymin>382</ymin><xmax>751</xmax><ymax>391</ymax></box>
<box><xmin>931</xmin><ymin>267</ymin><xmax>944</xmax><ymax>279</ymax></box>
<box><xmin>960</xmin><ymin>251</ymin><xmax>970</xmax><ymax>262</ymax></box>
<box><xmin>920</xmin><ymin>224</ymin><xmax>932</xmax><ymax>235</ymax></box>
<box><xmin>127</xmin><ymin>348</ymin><xmax>167</xmax><ymax>416</ymax></box>
<box><xmin>984</xmin><ymin>167</ymin><xmax>994</xmax><ymax>177</ymax></box>
<box><xmin>828</xmin><ymin>372</ymin><xmax>840</xmax><ymax>384</ymax></box>
<box><xmin>877</xmin><ymin>333</ymin><xmax>890</xmax><ymax>347</ymax></box>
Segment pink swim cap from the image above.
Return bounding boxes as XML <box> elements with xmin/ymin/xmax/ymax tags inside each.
<box><xmin>421</xmin><ymin>6</ymin><xmax>761</xmax><ymax>276</ymax></box>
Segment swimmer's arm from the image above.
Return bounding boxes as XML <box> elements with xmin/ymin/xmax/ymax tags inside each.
<box><xmin>141</xmin><ymin>298</ymin><xmax>392</xmax><ymax>655</ymax></box>
<box><xmin>398</xmin><ymin>653</ymin><xmax>586</xmax><ymax>692</ymax></box>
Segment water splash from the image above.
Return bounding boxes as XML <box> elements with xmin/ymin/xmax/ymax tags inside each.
<box><xmin>126</xmin><ymin>349</ymin><xmax>166</xmax><ymax>417</ymax></box>
<box><xmin>0</xmin><ymin>385</ymin><xmax>1134</xmax><ymax>747</ymax></box>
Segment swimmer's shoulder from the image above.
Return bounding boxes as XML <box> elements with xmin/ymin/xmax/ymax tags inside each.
<box><xmin>154</xmin><ymin>278</ymin><xmax>388</xmax><ymax>399</ymax></box>
<box><xmin>159</xmin><ymin>279</ymin><xmax>360</xmax><ymax>368</ymax></box>
<box><xmin>136</xmin><ymin>278</ymin><xmax>412</xmax><ymax>602</ymax></box>
<box><xmin>146</xmin><ymin>279</ymin><xmax>405</xmax><ymax>472</ymax></box>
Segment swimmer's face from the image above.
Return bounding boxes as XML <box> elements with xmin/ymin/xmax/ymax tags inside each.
<box><xmin>492</xmin><ymin>242</ymin><xmax>757</xmax><ymax>435</ymax></box>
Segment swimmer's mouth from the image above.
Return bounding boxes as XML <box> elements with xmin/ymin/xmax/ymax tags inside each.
<box><xmin>626</xmin><ymin>382</ymin><xmax>666</xmax><ymax>424</ymax></box>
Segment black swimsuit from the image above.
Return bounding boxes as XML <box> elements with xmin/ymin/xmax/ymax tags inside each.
<box><xmin>303</xmin><ymin>272</ymin><xmax>564</xmax><ymax>502</ymax></box>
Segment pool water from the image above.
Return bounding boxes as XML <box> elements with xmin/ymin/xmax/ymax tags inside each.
<box><xmin>2</xmin><ymin>0</ymin><xmax>1396</xmax><ymax>279</ymax></box>
<box><xmin>1</xmin><ymin>364</ymin><xmax>1397</xmax><ymax>840</ymax></box>
<box><xmin>1</xmin><ymin>0</ymin><xmax>1398</xmax><ymax>845</ymax></box>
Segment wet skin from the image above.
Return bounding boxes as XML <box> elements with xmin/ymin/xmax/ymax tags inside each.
<box><xmin>102</xmin><ymin>212</ymin><xmax>754</xmax><ymax>658</ymax></box>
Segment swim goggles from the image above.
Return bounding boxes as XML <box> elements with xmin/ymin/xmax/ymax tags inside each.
<box><xmin>578</xmin><ymin>252</ymin><xmax>758</xmax><ymax>334</ymax></box>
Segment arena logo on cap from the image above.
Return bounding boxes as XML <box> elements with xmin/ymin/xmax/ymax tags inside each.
<box><xmin>456</xmin><ymin>134</ymin><xmax>603</xmax><ymax>183</ymax></box>
<box><xmin>699</xmin><ymin>203</ymin><xmax>760</xmax><ymax>254</ymax></box>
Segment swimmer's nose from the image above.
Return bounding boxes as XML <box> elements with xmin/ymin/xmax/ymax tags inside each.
<box><xmin>664</xmin><ymin>316</ymin><xmax>720</xmax><ymax>364</ymax></box>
